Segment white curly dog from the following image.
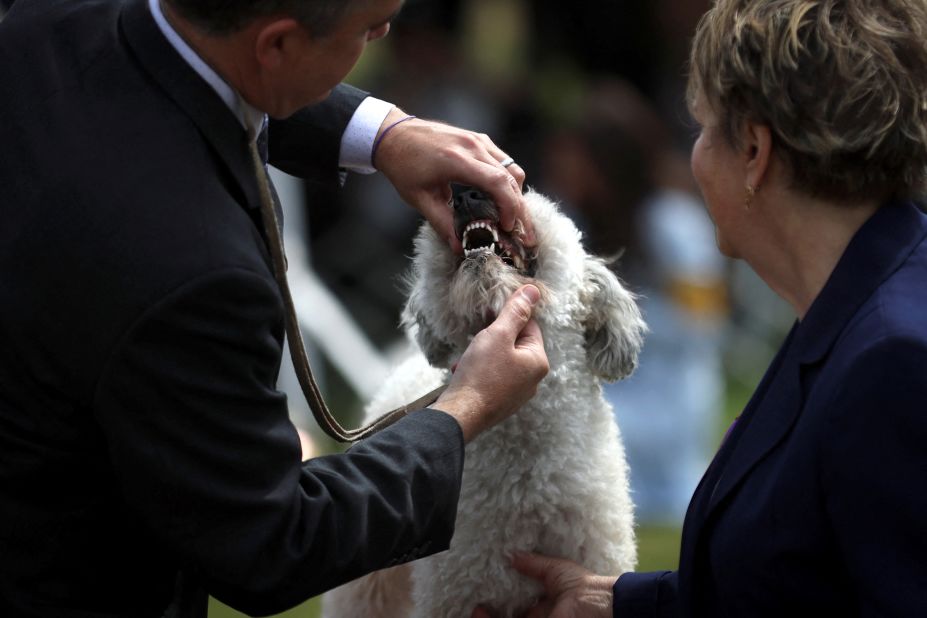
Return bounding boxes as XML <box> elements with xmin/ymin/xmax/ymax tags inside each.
<box><xmin>323</xmin><ymin>189</ymin><xmax>645</xmax><ymax>618</ymax></box>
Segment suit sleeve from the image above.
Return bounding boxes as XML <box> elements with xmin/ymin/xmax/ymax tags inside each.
<box><xmin>267</xmin><ymin>83</ymin><xmax>368</xmax><ymax>184</ymax></box>
<box><xmin>613</xmin><ymin>570</ymin><xmax>678</xmax><ymax>617</ymax></box>
<box><xmin>820</xmin><ymin>335</ymin><xmax>927</xmax><ymax>616</ymax></box>
<box><xmin>92</xmin><ymin>267</ymin><xmax>463</xmax><ymax>616</ymax></box>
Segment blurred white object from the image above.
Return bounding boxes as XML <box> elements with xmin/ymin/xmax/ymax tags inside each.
<box><xmin>269</xmin><ymin>168</ymin><xmax>392</xmax><ymax>428</ymax></box>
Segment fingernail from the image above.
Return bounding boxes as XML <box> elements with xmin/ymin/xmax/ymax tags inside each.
<box><xmin>520</xmin><ymin>285</ymin><xmax>540</xmax><ymax>305</ymax></box>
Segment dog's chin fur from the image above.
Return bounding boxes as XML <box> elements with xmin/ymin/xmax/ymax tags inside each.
<box><xmin>449</xmin><ymin>255</ymin><xmax>533</xmax><ymax>327</ymax></box>
<box><xmin>323</xmin><ymin>190</ymin><xmax>645</xmax><ymax>618</ymax></box>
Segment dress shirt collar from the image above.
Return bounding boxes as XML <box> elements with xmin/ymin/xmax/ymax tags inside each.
<box><xmin>148</xmin><ymin>0</ymin><xmax>266</xmax><ymax>138</ymax></box>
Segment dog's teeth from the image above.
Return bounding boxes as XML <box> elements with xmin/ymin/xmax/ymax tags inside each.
<box><xmin>492</xmin><ymin>228</ymin><xmax>499</xmax><ymax>241</ymax></box>
<box><xmin>490</xmin><ymin>242</ymin><xmax>496</xmax><ymax>254</ymax></box>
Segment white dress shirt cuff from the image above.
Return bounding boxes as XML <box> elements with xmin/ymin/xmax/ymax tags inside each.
<box><xmin>339</xmin><ymin>97</ymin><xmax>395</xmax><ymax>175</ymax></box>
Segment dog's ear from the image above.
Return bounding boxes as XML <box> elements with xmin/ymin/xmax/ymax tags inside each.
<box><xmin>402</xmin><ymin>292</ymin><xmax>456</xmax><ymax>368</ymax></box>
<box><xmin>580</xmin><ymin>257</ymin><xmax>647</xmax><ymax>382</ymax></box>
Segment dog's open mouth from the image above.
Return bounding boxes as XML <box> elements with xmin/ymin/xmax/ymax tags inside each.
<box><xmin>462</xmin><ymin>219</ymin><xmax>526</xmax><ymax>270</ymax></box>
<box><xmin>453</xmin><ymin>188</ymin><xmax>532</xmax><ymax>274</ymax></box>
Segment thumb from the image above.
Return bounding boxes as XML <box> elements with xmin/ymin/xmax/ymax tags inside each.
<box><xmin>416</xmin><ymin>190</ymin><xmax>463</xmax><ymax>255</ymax></box>
<box><xmin>514</xmin><ymin>316</ymin><xmax>544</xmax><ymax>352</ymax></box>
<box><xmin>491</xmin><ymin>285</ymin><xmax>541</xmax><ymax>339</ymax></box>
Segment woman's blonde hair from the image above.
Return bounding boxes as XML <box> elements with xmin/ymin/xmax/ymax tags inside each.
<box><xmin>688</xmin><ymin>0</ymin><xmax>927</xmax><ymax>202</ymax></box>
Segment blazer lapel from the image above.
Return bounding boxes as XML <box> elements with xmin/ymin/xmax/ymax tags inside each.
<box><xmin>706</xmin><ymin>350</ymin><xmax>802</xmax><ymax>513</ymax></box>
<box><xmin>676</xmin><ymin>324</ymin><xmax>801</xmax><ymax>611</ymax></box>
<box><xmin>119</xmin><ymin>0</ymin><xmax>261</xmax><ymax>212</ymax></box>
<box><xmin>679</xmin><ymin>323</ymin><xmax>799</xmax><ymax>550</ymax></box>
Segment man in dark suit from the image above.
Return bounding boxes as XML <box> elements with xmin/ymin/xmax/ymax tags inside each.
<box><xmin>0</xmin><ymin>0</ymin><xmax>548</xmax><ymax>616</ymax></box>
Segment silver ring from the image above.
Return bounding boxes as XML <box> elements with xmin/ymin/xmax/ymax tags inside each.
<box><xmin>499</xmin><ymin>156</ymin><xmax>515</xmax><ymax>168</ymax></box>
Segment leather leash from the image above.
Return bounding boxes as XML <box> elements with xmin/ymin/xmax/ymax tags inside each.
<box><xmin>248</xmin><ymin>138</ymin><xmax>446</xmax><ymax>443</ymax></box>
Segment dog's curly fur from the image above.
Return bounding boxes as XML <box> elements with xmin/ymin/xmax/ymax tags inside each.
<box><xmin>323</xmin><ymin>190</ymin><xmax>645</xmax><ymax>618</ymax></box>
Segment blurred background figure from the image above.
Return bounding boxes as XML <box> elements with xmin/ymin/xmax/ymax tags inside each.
<box><xmin>540</xmin><ymin>79</ymin><xmax>728</xmax><ymax>524</ymax></box>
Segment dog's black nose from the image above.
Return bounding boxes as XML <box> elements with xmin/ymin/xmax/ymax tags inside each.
<box><xmin>452</xmin><ymin>187</ymin><xmax>500</xmax><ymax>240</ymax></box>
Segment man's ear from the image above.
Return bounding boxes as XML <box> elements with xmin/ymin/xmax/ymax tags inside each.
<box><xmin>253</xmin><ymin>18</ymin><xmax>304</xmax><ymax>70</ymax></box>
<box><xmin>743</xmin><ymin>121</ymin><xmax>772</xmax><ymax>192</ymax></box>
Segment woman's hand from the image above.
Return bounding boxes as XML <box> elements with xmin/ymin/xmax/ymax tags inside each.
<box><xmin>471</xmin><ymin>552</ymin><xmax>616</xmax><ymax>618</ymax></box>
<box><xmin>373</xmin><ymin>108</ymin><xmax>534</xmax><ymax>255</ymax></box>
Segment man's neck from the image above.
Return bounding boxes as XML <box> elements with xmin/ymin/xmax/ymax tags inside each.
<box><xmin>157</xmin><ymin>0</ymin><xmax>265</xmax><ymax>129</ymax></box>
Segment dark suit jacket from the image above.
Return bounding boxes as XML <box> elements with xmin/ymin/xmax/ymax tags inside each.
<box><xmin>613</xmin><ymin>200</ymin><xmax>927</xmax><ymax>616</ymax></box>
<box><xmin>0</xmin><ymin>1</ymin><xmax>464</xmax><ymax>616</ymax></box>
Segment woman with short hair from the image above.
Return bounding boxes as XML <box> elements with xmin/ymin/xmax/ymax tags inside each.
<box><xmin>493</xmin><ymin>1</ymin><xmax>927</xmax><ymax>615</ymax></box>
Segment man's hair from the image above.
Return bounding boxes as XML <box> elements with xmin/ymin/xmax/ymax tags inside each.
<box><xmin>688</xmin><ymin>0</ymin><xmax>927</xmax><ymax>202</ymax></box>
<box><xmin>166</xmin><ymin>0</ymin><xmax>370</xmax><ymax>36</ymax></box>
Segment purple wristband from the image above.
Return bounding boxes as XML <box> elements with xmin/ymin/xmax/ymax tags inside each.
<box><xmin>371</xmin><ymin>115</ymin><xmax>417</xmax><ymax>168</ymax></box>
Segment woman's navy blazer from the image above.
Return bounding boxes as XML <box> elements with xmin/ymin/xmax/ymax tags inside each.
<box><xmin>615</xmin><ymin>200</ymin><xmax>927</xmax><ymax>617</ymax></box>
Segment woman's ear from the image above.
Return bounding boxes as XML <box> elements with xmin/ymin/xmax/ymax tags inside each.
<box><xmin>744</xmin><ymin>121</ymin><xmax>772</xmax><ymax>191</ymax></box>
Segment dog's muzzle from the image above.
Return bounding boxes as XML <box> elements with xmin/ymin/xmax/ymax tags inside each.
<box><xmin>452</xmin><ymin>188</ymin><xmax>533</xmax><ymax>274</ymax></box>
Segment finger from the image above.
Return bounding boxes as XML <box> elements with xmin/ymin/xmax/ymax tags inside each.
<box><xmin>460</xmin><ymin>152</ymin><xmax>532</xmax><ymax>244</ymax></box>
<box><xmin>489</xmin><ymin>285</ymin><xmax>541</xmax><ymax>341</ymax></box>
<box><xmin>447</xmin><ymin>158</ymin><xmax>524</xmax><ymax>230</ymax></box>
<box><xmin>506</xmin><ymin>161</ymin><xmax>527</xmax><ymax>191</ymax></box>
<box><xmin>416</xmin><ymin>191</ymin><xmax>463</xmax><ymax>255</ymax></box>
<box><xmin>511</xmin><ymin>551</ymin><xmax>562</xmax><ymax>583</ymax></box>
<box><xmin>473</xmin><ymin>131</ymin><xmax>506</xmax><ymax>158</ymax></box>
<box><xmin>471</xmin><ymin>133</ymin><xmax>526</xmax><ymax>190</ymax></box>
<box><xmin>491</xmin><ymin>183</ymin><xmax>535</xmax><ymax>250</ymax></box>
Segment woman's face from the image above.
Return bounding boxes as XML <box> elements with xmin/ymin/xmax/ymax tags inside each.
<box><xmin>690</xmin><ymin>96</ymin><xmax>748</xmax><ymax>259</ymax></box>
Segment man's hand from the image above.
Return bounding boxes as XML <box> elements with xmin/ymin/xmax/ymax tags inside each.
<box><xmin>471</xmin><ymin>552</ymin><xmax>616</xmax><ymax>618</ymax></box>
<box><xmin>373</xmin><ymin>107</ymin><xmax>534</xmax><ymax>255</ymax></box>
<box><xmin>431</xmin><ymin>285</ymin><xmax>548</xmax><ymax>442</ymax></box>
